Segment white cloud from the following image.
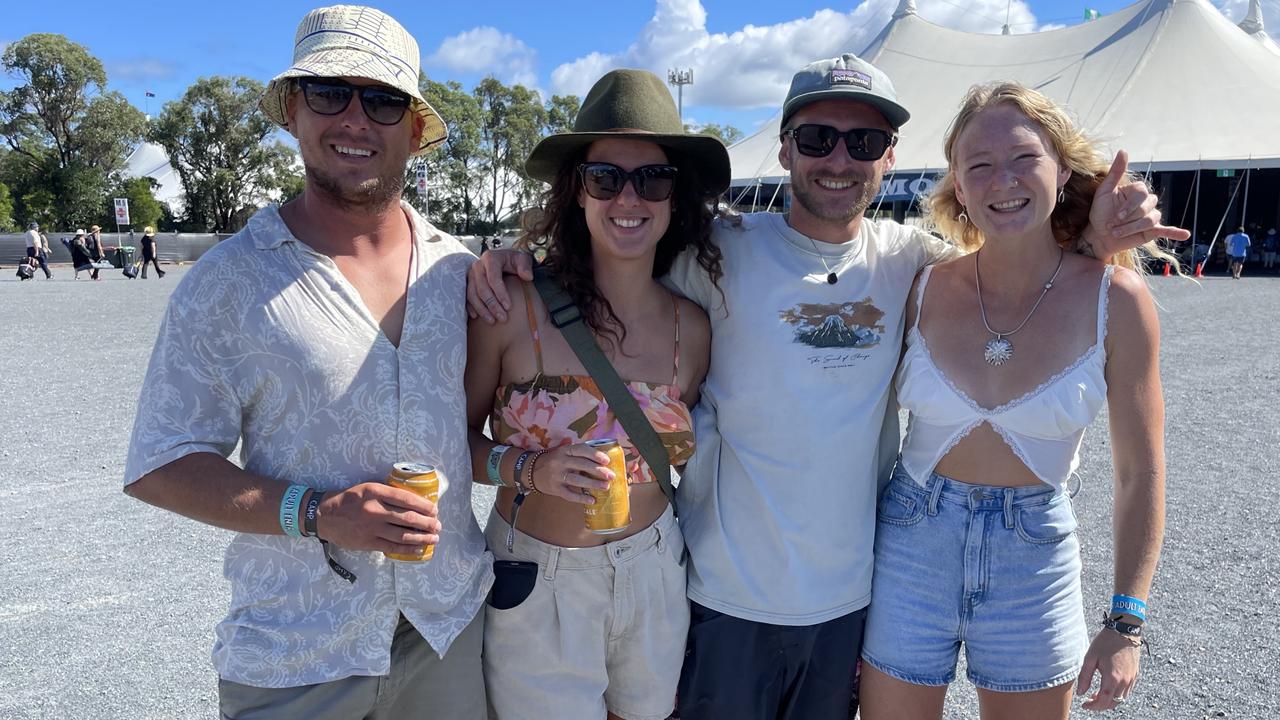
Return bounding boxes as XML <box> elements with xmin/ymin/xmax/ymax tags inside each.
<box><xmin>548</xmin><ymin>0</ymin><xmax>1048</xmax><ymax>112</ymax></box>
<box><xmin>426</xmin><ymin>27</ymin><xmax>540</xmax><ymax>90</ymax></box>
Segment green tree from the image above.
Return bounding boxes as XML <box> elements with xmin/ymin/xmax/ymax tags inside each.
<box><xmin>546</xmin><ymin>94</ymin><xmax>580</xmax><ymax>135</ymax></box>
<box><xmin>0</xmin><ymin>181</ymin><xmax>14</xmax><ymax>231</ymax></box>
<box><xmin>149</xmin><ymin>76</ymin><xmax>295</xmax><ymax>232</ymax></box>
<box><xmin>0</xmin><ymin>34</ymin><xmax>146</xmax><ymax>226</ymax></box>
<box><xmin>688</xmin><ymin>122</ymin><xmax>743</xmax><ymax>146</ymax></box>
<box><xmin>418</xmin><ymin>77</ymin><xmax>486</xmax><ymax>234</ymax></box>
<box><xmin>474</xmin><ymin>77</ymin><xmax>548</xmax><ymax>231</ymax></box>
<box><xmin>99</xmin><ymin>177</ymin><xmax>163</xmax><ymax>231</ymax></box>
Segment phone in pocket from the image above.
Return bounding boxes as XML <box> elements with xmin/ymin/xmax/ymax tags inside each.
<box><xmin>489</xmin><ymin>560</ymin><xmax>538</xmax><ymax>610</ymax></box>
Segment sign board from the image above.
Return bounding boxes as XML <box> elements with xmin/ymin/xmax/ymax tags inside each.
<box><xmin>113</xmin><ymin>198</ymin><xmax>130</xmax><ymax>225</ymax></box>
<box><xmin>1216</xmin><ymin>169</ymin><xmax>1236</xmax><ymax>178</ymax></box>
<box><xmin>416</xmin><ymin>166</ymin><xmax>428</xmax><ymax>197</ymax></box>
<box><xmin>874</xmin><ymin>173</ymin><xmax>939</xmax><ymax>203</ymax></box>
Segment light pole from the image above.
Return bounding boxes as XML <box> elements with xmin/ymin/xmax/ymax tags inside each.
<box><xmin>667</xmin><ymin>68</ymin><xmax>693</xmax><ymax>124</ymax></box>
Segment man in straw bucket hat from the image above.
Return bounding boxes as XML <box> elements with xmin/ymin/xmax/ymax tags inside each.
<box><xmin>470</xmin><ymin>52</ymin><xmax>1186</xmax><ymax>719</ymax></box>
<box><xmin>124</xmin><ymin>6</ymin><xmax>491</xmax><ymax>718</ymax></box>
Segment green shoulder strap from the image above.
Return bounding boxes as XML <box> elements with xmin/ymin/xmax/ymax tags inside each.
<box><xmin>531</xmin><ymin>266</ymin><xmax>675</xmax><ymax>507</ymax></box>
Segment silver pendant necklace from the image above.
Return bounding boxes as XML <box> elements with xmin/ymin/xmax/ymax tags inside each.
<box><xmin>975</xmin><ymin>247</ymin><xmax>1064</xmax><ymax>366</ymax></box>
<box><xmin>805</xmin><ymin>235</ymin><xmax>841</xmax><ymax>284</ymax></box>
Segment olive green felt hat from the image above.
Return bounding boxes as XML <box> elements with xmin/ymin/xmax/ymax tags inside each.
<box><xmin>525</xmin><ymin>69</ymin><xmax>730</xmax><ymax>193</ymax></box>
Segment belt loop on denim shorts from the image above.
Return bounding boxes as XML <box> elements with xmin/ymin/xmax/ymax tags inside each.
<box><xmin>927</xmin><ymin>475</ymin><xmax>944</xmax><ymax>516</ymax></box>
<box><xmin>1002</xmin><ymin>488</ymin><xmax>1015</xmax><ymax>529</ymax></box>
<box><xmin>654</xmin><ymin>520</ymin><xmax>667</xmax><ymax>555</ymax></box>
<box><xmin>543</xmin><ymin>547</ymin><xmax>560</xmax><ymax>581</ymax></box>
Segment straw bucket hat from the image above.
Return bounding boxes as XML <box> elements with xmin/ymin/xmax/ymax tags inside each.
<box><xmin>525</xmin><ymin>69</ymin><xmax>730</xmax><ymax>193</ymax></box>
<box><xmin>259</xmin><ymin>5</ymin><xmax>446</xmax><ymax>156</ymax></box>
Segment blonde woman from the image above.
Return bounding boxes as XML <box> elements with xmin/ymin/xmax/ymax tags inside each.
<box><xmin>859</xmin><ymin>83</ymin><xmax>1173</xmax><ymax>719</ymax></box>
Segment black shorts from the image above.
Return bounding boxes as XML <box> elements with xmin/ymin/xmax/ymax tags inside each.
<box><xmin>676</xmin><ymin>602</ymin><xmax>867</xmax><ymax>720</ymax></box>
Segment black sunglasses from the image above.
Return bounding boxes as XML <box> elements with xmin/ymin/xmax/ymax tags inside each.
<box><xmin>783</xmin><ymin>124</ymin><xmax>897</xmax><ymax>161</ymax></box>
<box><xmin>578</xmin><ymin>162</ymin><xmax>679</xmax><ymax>202</ymax></box>
<box><xmin>296</xmin><ymin>78</ymin><xmax>412</xmax><ymax>126</ymax></box>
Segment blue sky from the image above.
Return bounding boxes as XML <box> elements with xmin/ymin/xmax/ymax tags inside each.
<box><xmin>3</xmin><ymin>0</ymin><xmax>1272</xmax><ymax>132</ymax></box>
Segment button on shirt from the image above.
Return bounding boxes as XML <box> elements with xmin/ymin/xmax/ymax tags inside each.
<box><xmin>124</xmin><ymin>202</ymin><xmax>493</xmax><ymax>688</ymax></box>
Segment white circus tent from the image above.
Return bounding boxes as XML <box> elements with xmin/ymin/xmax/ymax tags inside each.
<box><xmin>728</xmin><ymin>0</ymin><xmax>1280</xmax><ymax>197</ymax></box>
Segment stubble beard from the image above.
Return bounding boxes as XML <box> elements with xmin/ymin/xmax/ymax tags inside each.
<box><xmin>306</xmin><ymin>164</ymin><xmax>403</xmax><ymax>214</ymax></box>
<box><xmin>791</xmin><ymin>169</ymin><xmax>883</xmax><ymax>224</ymax></box>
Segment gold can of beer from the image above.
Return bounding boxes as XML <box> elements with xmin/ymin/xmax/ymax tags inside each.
<box><xmin>384</xmin><ymin>462</ymin><xmax>440</xmax><ymax>562</ymax></box>
<box><xmin>584</xmin><ymin>439</ymin><xmax>631</xmax><ymax>535</ymax></box>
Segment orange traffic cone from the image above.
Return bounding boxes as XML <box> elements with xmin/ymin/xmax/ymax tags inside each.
<box><xmin>1194</xmin><ymin>262</ymin><xmax>1204</xmax><ymax>278</ymax></box>
<box><xmin>1162</xmin><ymin>262</ymin><xmax>1171</xmax><ymax>277</ymax></box>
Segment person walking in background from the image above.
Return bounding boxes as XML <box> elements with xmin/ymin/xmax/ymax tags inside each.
<box><xmin>139</xmin><ymin>226</ymin><xmax>165</xmax><ymax>278</ymax></box>
<box><xmin>65</xmin><ymin>229</ymin><xmax>94</xmax><ymax>280</ymax></box>
<box><xmin>86</xmin><ymin>225</ymin><xmax>106</xmax><ymax>280</ymax></box>
<box><xmin>1225</xmin><ymin>226</ymin><xmax>1250</xmax><ymax>279</ymax></box>
<box><xmin>1262</xmin><ymin>228</ymin><xmax>1277</xmax><ymax>273</ymax></box>
<box><xmin>25</xmin><ymin>221</ymin><xmax>52</xmax><ymax>279</ymax></box>
<box><xmin>122</xmin><ymin>6</ymin><xmax>490</xmax><ymax>719</ymax></box>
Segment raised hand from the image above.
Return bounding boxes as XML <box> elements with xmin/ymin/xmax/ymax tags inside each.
<box><xmin>1084</xmin><ymin>150</ymin><xmax>1190</xmax><ymax>259</ymax></box>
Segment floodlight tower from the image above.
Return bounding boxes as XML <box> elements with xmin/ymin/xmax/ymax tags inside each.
<box><xmin>667</xmin><ymin>68</ymin><xmax>693</xmax><ymax>123</ymax></box>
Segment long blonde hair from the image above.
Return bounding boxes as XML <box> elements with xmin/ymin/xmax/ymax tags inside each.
<box><xmin>927</xmin><ymin>82</ymin><xmax>1178</xmax><ymax>274</ymax></box>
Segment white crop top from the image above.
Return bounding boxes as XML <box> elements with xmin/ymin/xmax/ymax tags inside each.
<box><xmin>896</xmin><ymin>264</ymin><xmax>1114</xmax><ymax>490</ymax></box>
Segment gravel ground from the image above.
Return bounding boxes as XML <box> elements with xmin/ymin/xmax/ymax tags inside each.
<box><xmin>0</xmin><ymin>264</ymin><xmax>1276</xmax><ymax>719</ymax></box>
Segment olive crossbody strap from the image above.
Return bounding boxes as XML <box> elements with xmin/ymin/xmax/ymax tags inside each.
<box><xmin>531</xmin><ymin>266</ymin><xmax>676</xmax><ymax>508</ymax></box>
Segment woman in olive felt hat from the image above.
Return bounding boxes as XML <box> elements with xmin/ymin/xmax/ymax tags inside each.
<box><xmin>464</xmin><ymin>68</ymin><xmax>728</xmax><ymax>720</ymax></box>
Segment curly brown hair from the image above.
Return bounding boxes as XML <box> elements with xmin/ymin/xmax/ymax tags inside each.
<box><xmin>518</xmin><ymin>143</ymin><xmax>724</xmax><ymax>348</ymax></box>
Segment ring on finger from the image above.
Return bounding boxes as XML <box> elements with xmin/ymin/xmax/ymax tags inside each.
<box><xmin>482</xmin><ymin>296</ymin><xmax>498</xmax><ymax>306</ymax></box>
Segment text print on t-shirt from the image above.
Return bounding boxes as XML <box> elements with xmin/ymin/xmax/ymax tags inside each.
<box><xmin>778</xmin><ymin>298</ymin><xmax>885</xmax><ymax>357</ymax></box>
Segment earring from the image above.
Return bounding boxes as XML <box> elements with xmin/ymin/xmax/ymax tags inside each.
<box><xmin>957</xmin><ymin>208</ymin><xmax>969</xmax><ymax>225</ymax></box>
<box><xmin>1057</xmin><ymin>187</ymin><xmax>1065</xmax><ymax>204</ymax></box>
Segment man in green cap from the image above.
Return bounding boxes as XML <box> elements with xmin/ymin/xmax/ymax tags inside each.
<box><xmin>468</xmin><ymin>53</ymin><xmax>1184</xmax><ymax>719</ymax></box>
<box><xmin>123</xmin><ymin>6</ymin><xmax>489</xmax><ymax>718</ymax></box>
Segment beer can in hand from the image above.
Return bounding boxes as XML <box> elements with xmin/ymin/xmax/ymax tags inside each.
<box><xmin>384</xmin><ymin>462</ymin><xmax>439</xmax><ymax>562</ymax></box>
<box><xmin>584</xmin><ymin>439</ymin><xmax>630</xmax><ymax>535</ymax></box>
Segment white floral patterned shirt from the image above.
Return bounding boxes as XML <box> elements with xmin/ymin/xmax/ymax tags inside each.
<box><xmin>124</xmin><ymin>202</ymin><xmax>493</xmax><ymax>688</ymax></box>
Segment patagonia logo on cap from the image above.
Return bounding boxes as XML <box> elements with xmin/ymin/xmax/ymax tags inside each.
<box><xmin>828</xmin><ymin>69</ymin><xmax>871</xmax><ymax>90</ymax></box>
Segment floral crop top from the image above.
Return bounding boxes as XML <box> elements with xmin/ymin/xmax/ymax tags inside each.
<box><xmin>489</xmin><ymin>283</ymin><xmax>695</xmax><ymax>485</ymax></box>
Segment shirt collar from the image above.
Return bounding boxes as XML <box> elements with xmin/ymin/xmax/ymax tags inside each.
<box><xmin>250</xmin><ymin>201</ymin><xmax>440</xmax><ymax>251</ymax></box>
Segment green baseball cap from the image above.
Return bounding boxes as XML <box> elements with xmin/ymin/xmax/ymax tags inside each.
<box><xmin>781</xmin><ymin>54</ymin><xmax>910</xmax><ymax>131</ymax></box>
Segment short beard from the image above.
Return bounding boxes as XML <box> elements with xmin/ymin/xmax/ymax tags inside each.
<box><xmin>306</xmin><ymin>165</ymin><xmax>403</xmax><ymax>214</ymax></box>
<box><xmin>791</xmin><ymin>174</ymin><xmax>882</xmax><ymax>223</ymax></box>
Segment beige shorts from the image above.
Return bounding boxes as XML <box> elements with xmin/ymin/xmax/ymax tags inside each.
<box><xmin>483</xmin><ymin>504</ymin><xmax>689</xmax><ymax>720</ymax></box>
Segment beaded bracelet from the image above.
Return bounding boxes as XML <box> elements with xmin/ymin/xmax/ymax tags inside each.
<box><xmin>487</xmin><ymin>445</ymin><xmax>511</xmax><ymax>486</ymax></box>
<box><xmin>526</xmin><ymin>450</ymin><xmax>548</xmax><ymax>494</ymax></box>
<box><xmin>279</xmin><ymin>484</ymin><xmax>309</xmax><ymax>538</ymax></box>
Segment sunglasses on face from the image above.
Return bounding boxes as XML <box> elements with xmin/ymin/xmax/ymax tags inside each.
<box><xmin>578</xmin><ymin>162</ymin><xmax>679</xmax><ymax>202</ymax></box>
<box><xmin>296</xmin><ymin>78</ymin><xmax>412</xmax><ymax>126</ymax></box>
<box><xmin>783</xmin><ymin>124</ymin><xmax>898</xmax><ymax>161</ymax></box>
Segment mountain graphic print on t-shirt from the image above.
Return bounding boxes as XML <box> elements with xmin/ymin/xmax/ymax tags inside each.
<box><xmin>779</xmin><ymin>298</ymin><xmax>885</xmax><ymax>349</ymax></box>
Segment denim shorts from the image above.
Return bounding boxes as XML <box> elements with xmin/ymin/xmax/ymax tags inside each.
<box><xmin>861</xmin><ymin>467</ymin><xmax>1088</xmax><ymax>693</ymax></box>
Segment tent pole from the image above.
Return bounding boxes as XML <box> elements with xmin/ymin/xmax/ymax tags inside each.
<box><xmin>754</xmin><ymin>180</ymin><xmax>761</xmax><ymax>211</ymax></box>
<box><xmin>1240</xmin><ymin>157</ymin><xmax>1253</xmax><ymax>230</ymax></box>
<box><xmin>1204</xmin><ymin>163</ymin><xmax>1249</xmax><ymax>272</ymax></box>
<box><xmin>1192</xmin><ymin>160</ymin><xmax>1201</xmax><ymax>271</ymax></box>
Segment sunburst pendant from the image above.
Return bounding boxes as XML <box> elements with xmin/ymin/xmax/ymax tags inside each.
<box><xmin>984</xmin><ymin>336</ymin><xmax>1013</xmax><ymax>366</ymax></box>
